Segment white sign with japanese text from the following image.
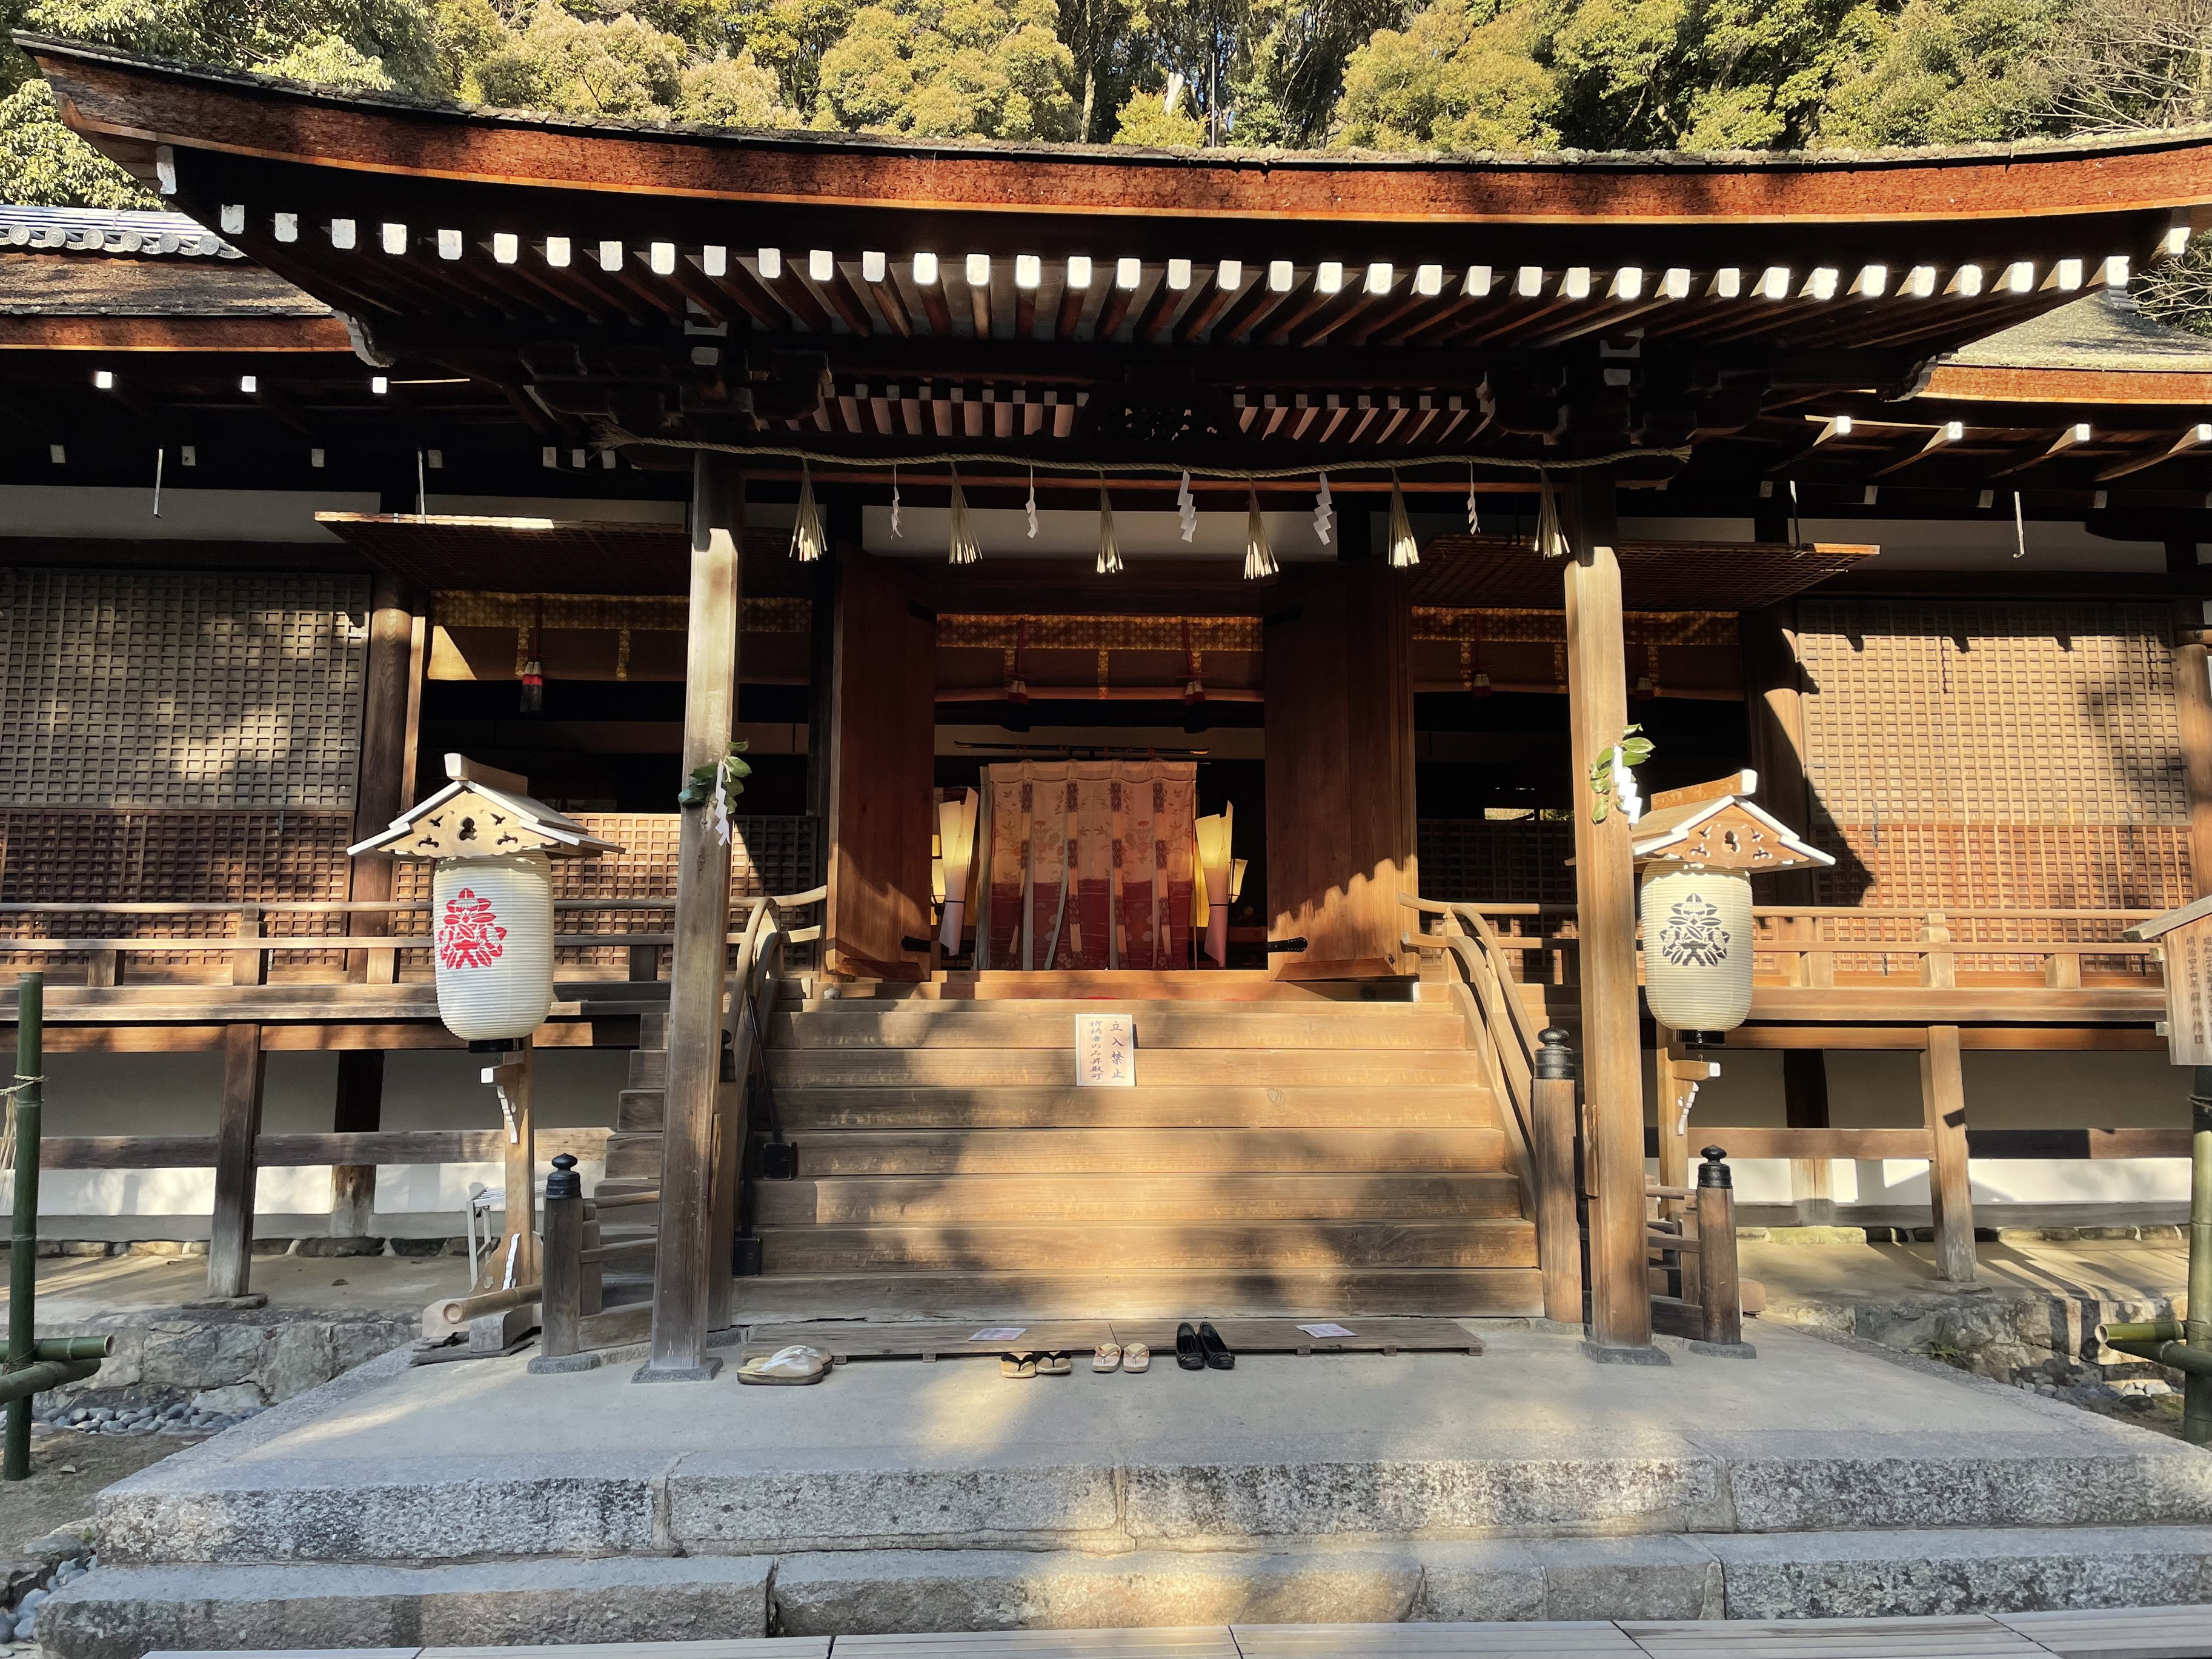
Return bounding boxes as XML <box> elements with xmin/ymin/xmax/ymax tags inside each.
<box><xmin>1075</xmin><ymin>1014</ymin><xmax>1136</xmax><ymax>1087</ymax></box>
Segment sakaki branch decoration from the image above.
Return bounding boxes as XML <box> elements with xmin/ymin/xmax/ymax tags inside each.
<box><xmin>1589</xmin><ymin>726</ymin><xmax>1653</xmax><ymax>825</ymax></box>
<box><xmin>678</xmin><ymin>738</ymin><xmax>752</xmax><ymax>845</ymax></box>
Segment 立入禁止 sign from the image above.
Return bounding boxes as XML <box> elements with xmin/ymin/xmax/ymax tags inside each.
<box><xmin>1075</xmin><ymin>1014</ymin><xmax>1135</xmax><ymax>1087</ymax></box>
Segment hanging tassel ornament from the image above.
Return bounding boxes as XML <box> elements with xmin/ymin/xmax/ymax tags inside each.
<box><xmin>790</xmin><ymin>460</ymin><xmax>826</xmax><ymax>562</ymax></box>
<box><xmin>1386</xmin><ymin>468</ymin><xmax>1420</xmax><ymax>568</ymax></box>
<box><xmin>1026</xmin><ymin>465</ymin><xmax>1039</xmax><ymax>539</ymax></box>
<box><xmin>891</xmin><ymin>463</ymin><xmax>903</xmax><ymax>538</ymax></box>
<box><xmin>1535</xmin><ymin>471</ymin><xmax>1566</xmax><ymax>559</ymax></box>
<box><xmin>1466</xmin><ymin>463</ymin><xmax>1481</xmax><ymax>533</ymax></box>
<box><xmin>1313</xmin><ymin>473</ymin><xmax>1334</xmax><ymax>546</ymax></box>
<box><xmin>1096</xmin><ymin>480</ymin><xmax>1124</xmax><ymax>574</ymax></box>
<box><xmin>1243</xmin><ymin>487</ymin><xmax>1278</xmax><ymax>580</ymax></box>
<box><xmin>1177</xmin><ymin>471</ymin><xmax>1198</xmax><ymax>542</ymax></box>
<box><xmin>947</xmin><ymin>465</ymin><xmax>980</xmax><ymax>565</ymax></box>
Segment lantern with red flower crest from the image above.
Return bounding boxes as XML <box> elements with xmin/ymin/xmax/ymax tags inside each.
<box><xmin>350</xmin><ymin>754</ymin><xmax>623</xmax><ymax>1045</ymax></box>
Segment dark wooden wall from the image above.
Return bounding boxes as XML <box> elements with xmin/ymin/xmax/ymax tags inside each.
<box><xmin>825</xmin><ymin>550</ymin><xmax>935</xmax><ymax>980</ymax></box>
<box><xmin>1263</xmin><ymin>562</ymin><xmax>1417</xmax><ymax>978</ymax></box>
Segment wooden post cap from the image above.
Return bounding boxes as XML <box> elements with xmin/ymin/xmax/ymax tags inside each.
<box><xmin>1698</xmin><ymin>1146</ymin><xmax>1733</xmax><ymax>1187</ymax></box>
<box><xmin>546</xmin><ymin>1152</ymin><xmax>582</xmax><ymax>1200</ymax></box>
<box><xmin>1535</xmin><ymin>1028</ymin><xmax>1574</xmax><ymax>1080</ymax></box>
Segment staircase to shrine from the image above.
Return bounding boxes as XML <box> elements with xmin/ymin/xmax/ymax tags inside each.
<box><xmin>724</xmin><ymin>976</ymin><xmax>1540</xmax><ymax>1320</ymax></box>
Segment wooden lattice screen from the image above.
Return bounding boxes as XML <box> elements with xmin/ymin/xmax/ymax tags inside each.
<box><xmin>0</xmin><ymin>569</ymin><xmax>370</xmax><ymax>810</ymax></box>
<box><xmin>1795</xmin><ymin>599</ymin><xmax>2194</xmax><ymax>913</ymax></box>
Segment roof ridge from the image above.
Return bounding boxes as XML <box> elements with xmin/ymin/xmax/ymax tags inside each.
<box><xmin>0</xmin><ymin>202</ymin><xmax>240</xmax><ymax>259</ymax></box>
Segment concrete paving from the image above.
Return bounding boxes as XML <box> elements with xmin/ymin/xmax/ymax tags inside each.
<box><xmin>38</xmin><ymin>1319</ymin><xmax>2212</xmax><ymax>1654</ymax></box>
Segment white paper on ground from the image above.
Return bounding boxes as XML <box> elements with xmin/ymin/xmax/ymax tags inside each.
<box><xmin>971</xmin><ymin>1326</ymin><xmax>1026</xmax><ymax>1341</ymax></box>
<box><xmin>1297</xmin><ymin>1322</ymin><xmax>1357</xmax><ymax>1338</ymax></box>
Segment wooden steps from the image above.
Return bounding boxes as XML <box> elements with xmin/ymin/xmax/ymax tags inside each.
<box><xmin>739</xmin><ymin>989</ymin><xmax>1536</xmax><ymax>1320</ymax></box>
<box><xmin>755</xmin><ymin>1171</ymin><xmax>1524</xmax><ymax>1225</ymax></box>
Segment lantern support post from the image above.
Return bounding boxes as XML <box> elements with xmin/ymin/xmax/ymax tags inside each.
<box><xmin>641</xmin><ymin>453</ymin><xmax>743</xmax><ymax>1382</ymax></box>
<box><xmin>486</xmin><ymin>1037</ymin><xmax>537</xmax><ymax>1290</ymax></box>
<box><xmin>1561</xmin><ymin>471</ymin><xmax>1659</xmax><ymax>1362</ymax></box>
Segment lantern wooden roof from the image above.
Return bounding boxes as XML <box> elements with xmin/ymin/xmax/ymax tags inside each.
<box><xmin>1630</xmin><ymin>774</ymin><xmax>1833</xmax><ymax>872</ymax></box>
<box><xmin>350</xmin><ymin>755</ymin><xmax>623</xmax><ymax>860</ymax></box>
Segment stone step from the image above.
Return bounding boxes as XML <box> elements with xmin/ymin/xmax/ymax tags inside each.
<box><xmin>759</xmin><ymin>1126</ymin><xmax>1510</xmax><ymax>1177</ymax></box>
<box><xmin>754</xmin><ymin>1172</ymin><xmax>1526</xmax><ymax>1226</ymax></box>
<box><xmin>757</xmin><ymin>1218</ymin><xmax>1536</xmax><ymax>1273</ymax></box>
<box><xmin>770</xmin><ymin>1005</ymin><xmax>1468</xmax><ymax>1050</ymax></box>
<box><xmin>46</xmin><ymin>1528</ymin><xmax>2212</xmax><ymax>1659</ymax></box>
<box><xmin>773</xmin><ymin>1085</ymin><xmax>1498</xmax><ymax>1131</ymax></box>
<box><xmin>770</xmin><ymin>1048</ymin><xmax>1486</xmax><ymax>1089</ymax></box>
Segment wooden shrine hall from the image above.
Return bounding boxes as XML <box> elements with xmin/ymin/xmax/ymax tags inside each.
<box><xmin>10</xmin><ymin>32</ymin><xmax>2212</xmax><ymax>1373</ymax></box>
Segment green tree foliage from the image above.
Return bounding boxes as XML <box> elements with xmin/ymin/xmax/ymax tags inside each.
<box><xmin>706</xmin><ymin>0</ymin><xmax>855</xmax><ymax>113</ymax></box>
<box><xmin>1334</xmin><ymin>0</ymin><xmax>1558</xmax><ymax>147</ymax></box>
<box><xmin>16</xmin><ymin>0</ymin><xmax>447</xmax><ymax>95</ymax></box>
<box><xmin>0</xmin><ymin>78</ymin><xmax>153</xmax><ymax>204</ymax></box>
<box><xmin>817</xmin><ymin>0</ymin><xmax>1077</xmax><ymax>135</ymax></box>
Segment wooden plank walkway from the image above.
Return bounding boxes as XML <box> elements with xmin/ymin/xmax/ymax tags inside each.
<box><xmin>139</xmin><ymin>1605</ymin><xmax>2212</xmax><ymax>1659</ymax></box>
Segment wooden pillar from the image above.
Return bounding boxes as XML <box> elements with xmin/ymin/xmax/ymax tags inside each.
<box><xmin>1652</xmin><ymin>1026</ymin><xmax>1690</xmax><ymax>1197</ymax></box>
<box><xmin>1742</xmin><ymin>603</ymin><xmax>1816</xmax><ymax>909</ymax></box>
<box><xmin>824</xmin><ymin>551</ymin><xmax>935</xmax><ymax>980</ymax></box>
<box><xmin>643</xmin><ymin>454</ymin><xmax>742</xmax><ymax>1380</ymax></box>
<box><xmin>205</xmin><ymin>1023</ymin><xmax>265</xmax><ymax>1301</ymax></box>
<box><xmin>1783</xmin><ymin>1048</ymin><xmax>1835</xmax><ymax>1225</ymax></box>
<box><xmin>1563</xmin><ymin>471</ymin><xmax>1657</xmax><ymax>1358</ymax></box>
<box><xmin>488</xmin><ymin>1040</ymin><xmax>537</xmax><ymax>1289</ymax></box>
<box><xmin>1921</xmin><ymin>1023</ymin><xmax>1976</xmax><ymax>1282</ymax></box>
<box><xmin>334</xmin><ymin>576</ymin><xmax>420</xmax><ymax>1229</ymax></box>
<box><xmin>2175</xmin><ymin>631</ymin><xmax>2212</xmax><ymax>898</ymax></box>
<box><xmin>1262</xmin><ymin>562</ymin><xmax>1418</xmax><ymax>977</ymax></box>
<box><xmin>330</xmin><ymin>1051</ymin><xmax>384</xmax><ymax>1237</ymax></box>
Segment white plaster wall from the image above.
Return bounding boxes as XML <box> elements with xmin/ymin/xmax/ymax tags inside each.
<box><xmin>9</xmin><ymin>1048</ymin><xmax>624</xmax><ymax>1217</ymax></box>
<box><xmin>1669</xmin><ymin>1046</ymin><xmax>2196</xmax><ymax>1208</ymax></box>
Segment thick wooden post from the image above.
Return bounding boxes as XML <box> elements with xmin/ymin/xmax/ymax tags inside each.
<box><xmin>1532</xmin><ymin>1028</ymin><xmax>1584</xmax><ymax>1323</ymax></box>
<box><xmin>1563</xmin><ymin>472</ymin><xmax>1658</xmax><ymax>1360</ymax></box>
<box><xmin>205</xmin><ymin>1022</ymin><xmax>265</xmax><ymax>1301</ymax></box>
<box><xmin>1783</xmin><ymin>1048</ymin><xmax>1835</xmax><ymax>1225</ymax></box>
<box><xmin>643</xmin><ymin>454</ymin><xmax>742</xmax><ymax>1381</ymax></box>
<box><xmin>332</xmin><ymin>576</ymin><xmax>419</xmax><ymax>1228</ymax></box>
<box><xmin>2175</xmin><ymin>634</ymin><xmax>2212</xmax><ymax>894</ymax></box>
<box><xmin>1921</xmin><ymin>1024</ymin><xmax>1976</xmax><ymax>1282</ymax></box>
<box><xmin>487</xmin><ymin>1039</ymin><xmax>537</xmax><ymax>1289</ymax></box>
<box><xmin>330</xmin><ymin>1051</ymin><xmax>383</xmax><ymax>1238</ymax></box>
<box><xmin>1742</xmin><ymin>603</ymin><xmax>1816</xmax><ymax>909</ymax></box>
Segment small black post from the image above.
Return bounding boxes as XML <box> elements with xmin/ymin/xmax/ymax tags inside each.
<box><xmin>1690</xmin><ymin>1146</ymin><xmax>1755</xmax><ymax>1358</ymax></box>
<box><xmin>528</xmin><ymin>1154</ymin><xmax>597</xmax><ymax>1374</ymax></box>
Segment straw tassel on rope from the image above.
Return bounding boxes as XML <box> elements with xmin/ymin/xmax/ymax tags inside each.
<box><xmin>1097</xmin><ymin>480</ymin><xmax>1124</xmax><ymax>574</ymax></box>
<box><xmin>790</xmin><ymin>459</ymin><xmax>826</xmax><ymax>563</ymax></box>
<box><xmin>1243</xmin><ymin>488</ymin><xmax>1278</xmax><ymax>580</ymax></box>
<box><xmin>1387</xmin><ymin>468</ymin><xmax>1420</xmax><ymax>568</ymax></box>
<box><xmin>1535</xmin><ymin>470</ymin><xmax>1566</xmax><ymax>559</ymax></box>
<box><xmin>947</xmin><ymin>465</ymin><xmax>980</xmax><ymax>565</ymax></box>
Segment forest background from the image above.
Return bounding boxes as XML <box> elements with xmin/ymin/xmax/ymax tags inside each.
<box><xmin>4</xmin><ymin>0</ymin><xmax>2212</xmax><ymax>318</ymax></box>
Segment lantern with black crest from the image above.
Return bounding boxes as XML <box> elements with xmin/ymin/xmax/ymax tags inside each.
<box><xmin>1629</xmin><ymin>771</ymin><xmax>1833</xmax><ymax>1048</ymax></box>
<box><xmin>348</xmin><ymin>754</ymin><xmax>624</xmax><ymax>1045</ymax></box>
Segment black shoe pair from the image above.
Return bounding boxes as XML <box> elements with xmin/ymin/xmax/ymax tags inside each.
<box><xmin>1175</xmin><ymin>1321</ymin><xmax>1234</xmax><ymax>1371</ymax></box>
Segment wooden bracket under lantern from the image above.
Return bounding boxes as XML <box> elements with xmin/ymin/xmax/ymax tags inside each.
<box><xmin>347</xmin><ymin>753</ymin><xmax>625</xmax><ymax>863</ymax></box>
<box><xmin>2125</xmin><ymin>896</ymin><xmax>2212</xmax><ymax>1067</ymax></box>
<box><xmin>1629</xmin><ymin>770</ymin><xmax>1835</xmax><ymax>873</ymax></box>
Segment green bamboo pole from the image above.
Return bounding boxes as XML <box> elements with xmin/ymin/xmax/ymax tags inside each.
<box><xmin>6</xmin><ymin>973</ymin><xmax>42</xmax><ymax>1481</ymax></box>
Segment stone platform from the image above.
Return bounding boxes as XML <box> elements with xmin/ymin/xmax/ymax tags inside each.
<box><xmin>40</xmin><ymin>1321</ymin><xmax>2212</xmax><ymax>1659</ymax></box>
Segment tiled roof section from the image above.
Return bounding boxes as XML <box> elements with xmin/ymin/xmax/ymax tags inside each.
<box><xmin>1950</xmin><ymin>290</ymin><xmax>2212</xmax><ymax>373</ymax></box>
<box><xmin>0</xmin><ymin>253</ymin><xmax>332</xmax><ymax>316</ymax></box>
<box><xmin>0</xmin><ymin>204</ymin><xmax>239</xmax><ymax>258</ymax></box>
<box><xmin>0</xmin><ymin>206</ymin><xmax>330</xmax><ymax>318</ymax></box>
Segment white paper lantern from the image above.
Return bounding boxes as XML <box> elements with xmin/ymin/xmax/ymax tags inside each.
<box><xmin>1640</xmin><ymin>865</ymin><xmax>1755</xmax><ymax>1040</ymax></box>
<box><xmin>432</xmin><ymin>852</ymin><xmax>555</xmax><ymax>1042</ymax></box>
